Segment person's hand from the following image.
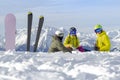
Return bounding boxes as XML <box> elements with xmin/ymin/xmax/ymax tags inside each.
<box><xmin>72</xmin><ymin>47</ymin><xmax>76</xmax><ymax>51</ymax></box>
<box><xmin>94</xmin><ymin>46</ymin><xmax>99</xmax><ymax>51</ymax></box>
<box><xmin>67</xmin><ymin>47</ymin><xmax>73</xmax><ymax>51</ymax></box>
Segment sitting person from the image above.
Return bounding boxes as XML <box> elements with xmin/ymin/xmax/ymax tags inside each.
<box><xmin>48</xmin><ymin>30</ymin><xmax>72</xmax><ymax>53</ymax></box>
<box><xmin>63</xmin><ymin>27</ymin><xmax>84</xmax><ymax>52</ymax></box>
<box><xmin>94</xmin><ymin>24</ymin><xmax>111</xmax><ymax>51</ymax></box>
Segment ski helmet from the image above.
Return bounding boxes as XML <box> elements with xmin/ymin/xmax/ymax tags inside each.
<box><xmin>70</xmin><ymin>27</ymin><xmax>76</xmax><ymax>35</ymax></box>
<box><xmin>94</xmin><ymin>24</ymin><xmax>103</xmax><ymax>33</ymax></box>
<box><xmin>94</xmin><ymin>24</ymin><xmax>102</xmax><ymax>30</ymax></box>
<box><xmin>55</xmin><ymin>30</ymin><xmax>64</xmax><ymax>37</ymax></box>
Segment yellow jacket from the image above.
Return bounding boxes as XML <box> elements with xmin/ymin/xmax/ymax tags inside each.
<box><xmin>64</xmin><ymin>35</ymin><xmax>80</xmax><ymax>48</ymax></box>
<box><xmin>95</xmin><ymin>31</ymin><xmax>111</xmax><ymax>51</ymax></box>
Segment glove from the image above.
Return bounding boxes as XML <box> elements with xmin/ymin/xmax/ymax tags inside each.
<box><xmin>94</xmin><ymin>46</ymin><xmax>99</xmax><ymax>51</ymax></box>
<box><xmin>67</xmin><ymin>47</ymin><xmax>73</xmax><ymax>51</ymax></box>
<box><xmin>72</xmin><ymin>47</ymin><xmax>76</xmax><ymax>51</ymax></box>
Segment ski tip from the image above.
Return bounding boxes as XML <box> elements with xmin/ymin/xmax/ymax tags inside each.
<box><xmin>28</xmin><ymin>12</ymin><xmax>32</xmax><ymax>15</ymax></box>
<box><xmin>39</xmin><ymin>16</ymin><xmax>44</xmax><ymax>18</ymax></box>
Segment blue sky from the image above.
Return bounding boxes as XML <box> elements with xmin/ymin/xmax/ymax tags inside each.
<box><xmin>0</xmin><ymin>0</ymin><xmax>120</xmax><ymax>35</ymax></box>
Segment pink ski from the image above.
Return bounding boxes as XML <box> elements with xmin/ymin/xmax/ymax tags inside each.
<box><xmin>5</xmin><ymin>13</ymin><xmax>16</xmax><ymax>50</ymax></box>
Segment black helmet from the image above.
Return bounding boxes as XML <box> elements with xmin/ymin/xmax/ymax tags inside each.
<box><xmin>70</xmin><ymin>27</ymin><xmax>76</xmax><ymax>32</ymax></box>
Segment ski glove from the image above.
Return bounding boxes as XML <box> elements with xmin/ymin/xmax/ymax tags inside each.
<box><xmin>94</xmin><ymin>46</ymin><xmax>99</xmax><ymax>51</ymax></box>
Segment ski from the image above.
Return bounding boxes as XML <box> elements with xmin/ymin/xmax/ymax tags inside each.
<box><xmin>27</xmin><ymin>12</ymin><xmax>33</xmax><ymax>51</ymax></box>
<box><xmin>33</xmin><ymin>16</ymin><xmax>44</xmax><ymax>52</ymax></box>
<box><xmin>5</xmin><ymin>13</ymin><xmax>16</xmax><ymax>51</ymax></box>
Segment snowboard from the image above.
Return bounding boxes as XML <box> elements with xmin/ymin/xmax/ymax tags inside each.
<box><xmin>27</xmin><ymin>12</ymin><xmax>33</xmax><ymax>51</ymax></box>
<box><xmin>33</xmin><ymin>16</ymin><xmax>44</xmax><ymax>52</ymax></box>
<box><xmin>5</xmin><ymin>13</ymin><xmax>16</xmax><ymax>50</ymax></box>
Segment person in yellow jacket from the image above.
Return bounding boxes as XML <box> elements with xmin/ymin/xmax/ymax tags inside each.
<box><xmin>64</xmin><ymin>27</ymin><xmax>84</xmax><ymax>52</ymax></box>
<box><xmin>94</xmin><ymin>24</ymin><xmax>111</xmax><ymax>51</ymax></box>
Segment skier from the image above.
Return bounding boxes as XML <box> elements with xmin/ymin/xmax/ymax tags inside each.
<box><xmin>94</xmin><ymin>24</ymin><xmax>111</xmax><ymax>51</ymax></box>
<box><xmin>48</xmin><ymin>30</ymin><xmax>72</xmax><ymax>53</ymax></box>
<box><xmin>63</xmin><ymin>27</ymin><xmax>84</xmax><ymax>52</ymax></box>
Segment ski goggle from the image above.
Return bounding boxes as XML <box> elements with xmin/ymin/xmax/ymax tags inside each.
<box><xmin>70</xmin><ymin>31</ymin><xmax>76</xmax><ymax>35</ymax></box>
<box><xmin>58</xmin><ymin>33</ymin><xmax>64</xmax><ymax>37</ymax></box>
<box><xmin>95</xmin><ymin>28</ymin><xmax>102</xmax><ymax>33</ymax></box>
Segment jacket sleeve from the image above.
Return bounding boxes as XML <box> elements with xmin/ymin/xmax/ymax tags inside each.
<box><xmin>63</xmin><ymin>35</ymin><xmax>72</xmax><ymax>48</ymax></box>
<box><xmin>57</xmin><ymin>41</ymin><xmax>71</xmax><ymax>53</ymax></box>
<box><xmin>100</xmin><ymin>35</ymin><xmax>111</xmax><ymax>51</ymax></box>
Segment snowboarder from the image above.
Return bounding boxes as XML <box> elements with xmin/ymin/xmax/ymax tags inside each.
<box><xmin>63</xmin><ymin>27</ymin><xmax>84</xmax><ymax>52</ymax></box>
<box><xmin>48</xmin><ymin>30</ymin><xmax>72</xmax><ymax>53</ymax></box>
<box><xmin>94</xmin><ymin>24</ymin><xmax>111</xmax><ymax>51</ymax></box>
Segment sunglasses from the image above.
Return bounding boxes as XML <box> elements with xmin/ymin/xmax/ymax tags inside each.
<box><xmin>95</xmin><ymin>28</ymin><xmax>102</xmax><ymax>33</ymax></box>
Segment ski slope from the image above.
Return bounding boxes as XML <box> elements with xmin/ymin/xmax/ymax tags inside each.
<box><xmin>0</xmin><ymin>27</ymin><xmax>120</xmax><ymax>80</ymax></box>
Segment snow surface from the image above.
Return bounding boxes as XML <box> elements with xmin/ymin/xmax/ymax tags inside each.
<box><xmin>0</xmin><ymin>26</ymin><xmax>120</xmax><ymax>80</ymax></box>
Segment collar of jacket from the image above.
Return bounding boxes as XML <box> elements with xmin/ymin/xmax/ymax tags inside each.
<box><xmin>96</xmin><ymin>31</ymin><xmax>106</xmax><ymax>37</ymax></box>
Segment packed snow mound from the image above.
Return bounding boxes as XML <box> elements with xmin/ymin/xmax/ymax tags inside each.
<box><xmin>108</xmin><ymin>29</ymin><xmax>120</xmax><ymax>41</ymax></box>
<box><xmin>0</xmin><ymin>51</ymin><xmax>120</xmax><ymax>80</ymax></box>
<box><xmin>107</xmin><ymin>29</ymin><xmax>120</xmax><ymax>51</ymax></box>
<box><xmin>0</xmin><ymin>27</ymin><xmax>120</xmax><ymax>51</ymax></box>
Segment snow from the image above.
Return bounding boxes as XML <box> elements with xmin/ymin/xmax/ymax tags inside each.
<box><xmin>0</xmin><ymin>26</ymin><xmax>120</xmax><ymax>80</ymax></box>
